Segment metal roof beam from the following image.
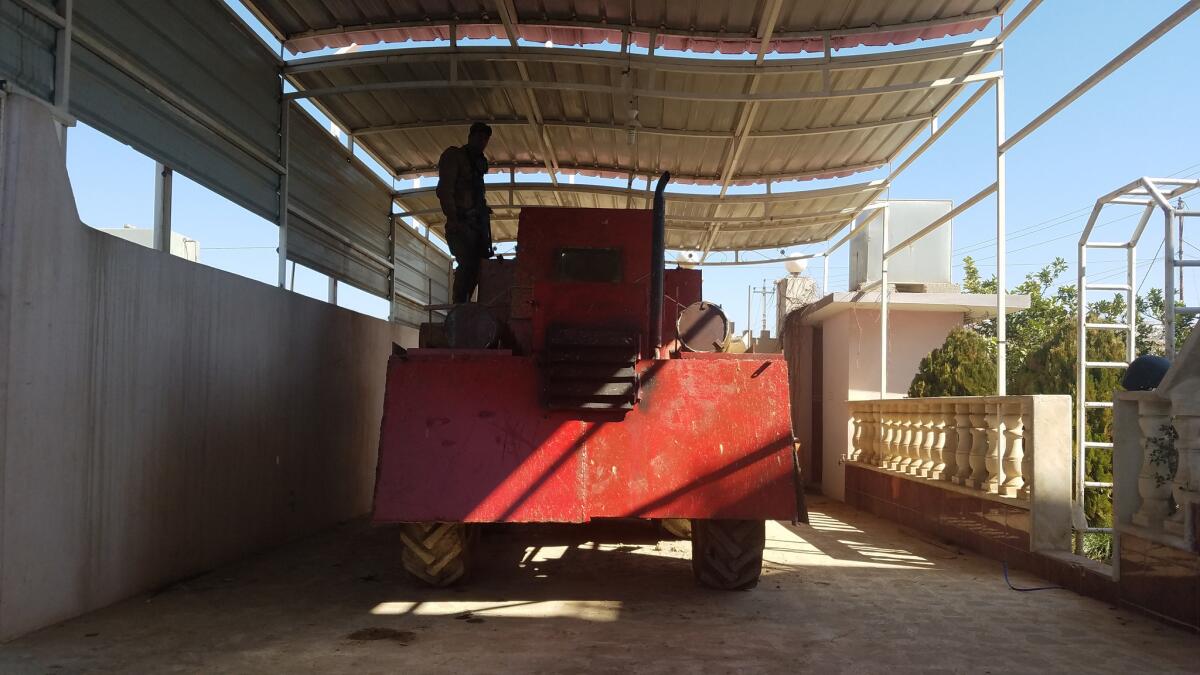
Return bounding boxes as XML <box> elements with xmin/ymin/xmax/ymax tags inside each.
<box><xmin>349</xmin><ymin>112</ymin><xmax>934</xmax><ymax>141</ymax></box>
<box><xmin>287</xmin><ymin>71</ymin><xmax>1000</xmax><ymax>104</ymax></box>
<box><xmin>417</xmin><ymin>215</ymin><xmax>852</xmax><ymax>237</ymax></box>
<box><xmin>275</xmin><ymin>10</ymin><xmax>1003</xmax><ymax>54</ymax></box>
<box><xmin>284</xmin><ymin>38</ymin><xmax>1000</xmax><ymax>77</ymax></box>
<box><xmin>715</xmin><ymin>0</ymin><xmax>783</xmax><ymax>197</ymax></box>
<box><xmin>394</xmin><ymin>178</ymin><xmax>880</xmax><ymax>201</ymax></box>
<box><xmin>492</xmin><ymin>0</ymin><xmax>560</xmax><ymax>186</ymax></box>
<box><xmin>395</xmin><ymin>205</ymin><xmax>862</xmax><ymax>229</ymax></box>
<box><xmin>388</xmin><ymin>158</ymin><xmax>887</xmax><ymax>184</ymax></box>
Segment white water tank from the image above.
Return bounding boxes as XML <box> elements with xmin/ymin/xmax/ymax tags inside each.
<box><xmin>849</xmin><ymin>200</ymin><xmax>952</xmax><ymax>291</ymax></box>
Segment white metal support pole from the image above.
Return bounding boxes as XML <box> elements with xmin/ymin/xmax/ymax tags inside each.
<box><xmin>1076</xmin><ymin>239</ymin><xmax>1088</xmax><ymax>530</ymax></box>
<box><xmin>327</xmin><ymin>278</ymin><xmax>338</xmax><ymax>304</ymax></box>
<box><xmin>822</xmin><ymin>253</ymin><xmax>829</xmax><ymax>295</ymax></box>
<box><xmin>153</xmin><ymin>163</ymin><xmax>173</xmax><ymax>253</ymax></box>
<box><xmin>1000</xmin><ymin>0</ymin><xmax>1200</xmax><ymax>154</ymax></box>
<box><xmin>1165</xmin><ymin>204</ymin><xmax>1177</xmax><ymax>359</ymax></box>
<box><xmin>880</xmin><ymin>204</ymin><xmax>890</xmax><ymax>399</ymax></box>
<box><xmin>388</xmin><ymin>214</ymin><xmax>398</xmax><ymax>322</ymax></box>
<box><xmin>996</xmin><ymin>74</ymin><xmax>1007</xmax><ymax>395</ymax></box>
<box><xmin>1126</xmin><ymin>242</ymin><xmax>1137</xmax><ymax>363</ymax></box>
<box><xmin>277</xmin><ymin>94</ymin><xmax>290</xmax><ymax>289</ymax></box>
<box><xmin>53</xmin><ymin>0</ymin><xmax>72</xmax><ymax>152</ymax></box>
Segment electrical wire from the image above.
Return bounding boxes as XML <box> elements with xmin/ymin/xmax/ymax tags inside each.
<box><xmin>1136</xmin><ymin>239</ymin><xmax>1165</xmax><ymax>295</ymax></box>
<box><xmin>1002</xmin><ymin>561</ymin><xmax>1063</xmax><ymax>592</ymax></box>
<box><xmin>953</xmin><ymin>163</ymin><xmax>1200</xmax><ymax>261</ymax></box>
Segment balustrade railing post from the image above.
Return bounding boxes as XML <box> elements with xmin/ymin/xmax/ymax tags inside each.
<box><xmin>1001</xmin><ymin>401</ymin><xmax>1025</xmax><ymax>497</ymax></box>
<box><xmin>969</xmin><ymin>403</ymin><xmax>989</xmax><ymax>490</ymax></box>
<box><xmin>953</xmin><ymin>403</ymin><xmax>973</xmax><ymax>485</ymax></box>
<box><xmin>928</xmin><ymin>403</ymin><xmax>944</xmax><ymax>480</ymax></box>
<box><xmin>984</xmin><ymin>406</ymin><xmax>1002</xmax><ymax>493</ymax></box>
<box><xmin>1133</xmin><ymin>397</ymin><xmax>1174</xmax><ymax>530</ymax></box>
<box><xmin>901</xmin><ymin>407</ymin><xmax>918</xmax><ymax>472</ymax></box>
<box><xmin>860</xmin><ymin>406</ymin><xmax>872</xmax><ymax>463</ymax></box>
<box><xmin>881</xmin><ymin>404</ymin><xmax>897</xmax><ymax>469</ymax></box>
<box><xmin>920</xmin><ymin>403</ymin><xmax>937</xmax><ymax>477</ymax></box>
<box><xmin>1019</xmin><ymin>400</ymin><xmax>1032</xmax><ymax>500</ymax></box>
<box><xmin>851</xmin><ymin>408</ymin><xmax>864</xmax><ymax>462</ymax></box>
<box><xmin>939</xmin><ymin>401</ymin><xmax>957</xmax><ymax>481</ymax></box>
<box><xmin>1178</xmin><ymin>414</ymin><xmax>1200</xmax><ymax>543</ymax></box>
<box><xmin>1165</xmin><ymin>412</ymin><xmax>1199</xmax><ymax>538</ymax></box>
<box><xmin>869</xmin><ymin>402</ymin><xmax>882</xmax><ymax>465</ymax></box>
<box><xmin>889</xmin><ymin>406</ymin><xmax>904</xmax><ymax>471</ymax></box>
<box><xmin>906</xmin><ymin>404</ymin><xmax>923</xmax><ymax>475</ymax></box>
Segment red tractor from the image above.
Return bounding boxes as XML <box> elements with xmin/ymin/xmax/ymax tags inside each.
<box><xmin>373</xmin><ymin>175</ymin><xmax>805</xmax><ymax>590</ymax></box>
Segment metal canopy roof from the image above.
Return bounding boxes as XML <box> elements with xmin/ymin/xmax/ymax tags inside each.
<box><xmin>393</xmin><ymin>180</ymin><xmax>882</xmax><ymax>252</ymax></box>
<box><xmin>246</xmin><ymin>0</ymin><xmax>1005</xmax><ymax>252</ymax></box>
<box><xmin>244</xmin><ymin>0</ymin><xmax>1010</xmax><ymax>55</ymax></box>
<box><xmin>286</xmin><ymin>39</ymin><xmax>998</xmax><ymax>187</ymax></box>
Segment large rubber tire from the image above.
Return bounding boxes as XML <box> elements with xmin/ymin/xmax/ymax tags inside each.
<box><xmin>690</xmin><ymin>519</ymin><xmax>765</xmax><ymax>590</ymax></box>
<box><xmin>399</xmin><ymin>522</ymin><xmax>471</xmax><ymax>587</ymax></box>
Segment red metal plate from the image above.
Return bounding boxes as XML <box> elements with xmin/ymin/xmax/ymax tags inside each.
<box><xmin>373</xmin><ymin>353</ymin><xmax>795</xmax><ymax>523</ymax></box>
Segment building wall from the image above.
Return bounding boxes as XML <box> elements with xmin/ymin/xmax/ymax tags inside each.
<box><xmin>803</xmin><ymin>308</ymin><xmax>964</xmax><ymax>500</ymax></box>
<box><xmin>0</xmin><ymin>96</ymin><xmax>415</xmax><ymax>640</ymax></box>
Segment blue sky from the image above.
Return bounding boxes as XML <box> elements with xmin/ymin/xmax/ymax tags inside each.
<box><xmin>64</xmin><ymin>1</ymin><xmax>1200</xmax><ymax>331</ymax></box>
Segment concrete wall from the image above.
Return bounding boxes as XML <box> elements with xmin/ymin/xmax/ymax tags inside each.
<box><xmin>0</xmin><ymin>95</ymin><xmax>414</xmax><ymax>640</ymax></box>
<box><xmin>785</xmin><ymin>307</ymin><xmax>964</xmax><ymax>501</ymax></box>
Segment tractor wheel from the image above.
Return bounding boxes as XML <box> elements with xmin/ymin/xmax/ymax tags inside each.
<box><xmin>690</xmin><ymin>519</ymin><xmax>765</xmax><ymax>590</ymax></box>
<box><xmin>660</xmin><ymin>518</ymin><xmax>692</xmax><ymax>539</ymax></box>
<box><xmin>399</xmin><ymin>522</ymin><xmax>472</xmax><ymax>587</ymax></box>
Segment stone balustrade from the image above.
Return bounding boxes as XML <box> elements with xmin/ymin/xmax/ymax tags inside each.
<box><xmin>847</xmin><ymin>395</ymin><xmax>1072</xmax><ymax>553</ymax></box>
<box><xmin>849</xmin><ymin>396</ymin><xmax>1036</xmax><ymax>499</ymax></box>
<box><xmin>1113</xmin><ymin>332</ymin><xmax>1200</xmax><ymax>550</ymax></box>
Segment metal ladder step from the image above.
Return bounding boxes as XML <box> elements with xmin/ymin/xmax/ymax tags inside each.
<box><xmin>1176</xmin><ymin>259</ymin><xmax>1200</xmax><ymax>268</ymax></box>
<box><xmin>1084</xmin><ymin>481</ymin><xmax>1114</xmax><ymax>489</ymax></box>
<box><xmin>1084</xmin><ymin>242</ymin><xmax>1129</xmax><ymax>249</ymax></box>
<box><xmin>1178</xmin><ymin>306</ymin><xmax>1200</xmax><ymax>314</ymax></box>
<box><xmin>1084</xmin><ymin>361</ymin><xmax>1128</xmax><ymax>368</ymax></box>
<box><xmin>1083</xmin><ymin>441</ymin><xmax>1114</xmax><ymax>449</ymax></box>
<box><xmin>1085</xmin><ymin>283</ymin><xmax>1131</xmax><ymax>291</ymax></box>
<box><xmin>1084</xmin><ymin>322</ymin><xmax>1129</xmax><ymax>330</ymax></box>
<box><xmin>1084</xmin><ymin>401</ymin><xmax>1113</xmax><ymax>409</ymax></box>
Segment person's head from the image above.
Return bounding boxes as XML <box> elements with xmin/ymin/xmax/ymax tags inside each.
<box><xmin>467</xmin><ymin>122</ymin><xmax>492</xmax><ymax>153</ymax></box>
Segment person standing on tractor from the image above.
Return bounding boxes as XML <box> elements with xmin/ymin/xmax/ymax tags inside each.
<box><xmin>437</xmin><ymin>122</ymin><xmax>494</xmax><ymax>303</ymax></box>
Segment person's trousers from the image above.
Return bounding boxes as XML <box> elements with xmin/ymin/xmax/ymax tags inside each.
<box><xmin>446</xmin><ymin>222</ymin><xmax>488</xmax><ymax>303</ymax></box>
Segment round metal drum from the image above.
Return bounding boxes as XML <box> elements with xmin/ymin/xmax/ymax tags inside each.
<box><xmin>445</xmin><ymin>303</ymin><xmax>499</xmax><ymax>349</ymax></box>
<box><xmin>676</xmin><ymin>301</ymin><xmax>730</xmax><ymax>352</ymax></box>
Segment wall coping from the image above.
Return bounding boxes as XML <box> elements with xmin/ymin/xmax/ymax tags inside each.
<box><xmin>846</xmin><ymin>460</ymin><xmax>1031</xmax><ymax>510</ymax></box>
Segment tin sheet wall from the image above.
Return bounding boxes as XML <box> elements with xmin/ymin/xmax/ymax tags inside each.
<box><xmin>70</xmin><ymin>0</ymin><xmax>283</xmax><ymax>221</ymax></box>
<box><xmin>286</xmin><ymin>105</ymin><xmax>451</xmax><ymax>310</ymax></box>
<box><xmin>0</xmin><ymin>1</ymin><xmax>56</xmax><ymax>100</ymax></box>
<box><xmin>0</xmin><ymin>93</ymin><xmax>415</xmax><ymax>641</ymax></box>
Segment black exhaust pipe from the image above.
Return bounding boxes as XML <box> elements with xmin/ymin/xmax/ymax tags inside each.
<box><xmin>650</xmin><ymin>172</ymin><xmax>671</xmax><ymax>357</ymax></box>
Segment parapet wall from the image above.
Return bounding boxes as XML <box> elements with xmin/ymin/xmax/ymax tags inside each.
<box><xmin>0</xmin><ymin>95</ymin><xmax>409</xmax><ymax>639</ymax></box>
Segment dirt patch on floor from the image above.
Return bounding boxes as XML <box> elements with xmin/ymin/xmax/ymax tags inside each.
<box><xmin>345</xmin><ymin>628</ymin><xmax>416</xmax><ymax>644</ymax></box>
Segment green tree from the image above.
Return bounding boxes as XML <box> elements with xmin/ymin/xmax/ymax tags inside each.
<box><xmin>908</xmin><ymin>327</ymin><xmax>997</xmax><ymax>397</ymax></box>
<box><xmin>961</xmin><ymin>255</ymin><xmax>1074</xmax><ymax>369</ymax></box>
<box><xmin>912</xmin><ymin>258</ymin><xmax>1179</xmax><ymax>534</ymax></box>
<box><xmin>1136</xmin><ymin>287</ymin><xmax>1196</xmax><ymax>355</ymax></box>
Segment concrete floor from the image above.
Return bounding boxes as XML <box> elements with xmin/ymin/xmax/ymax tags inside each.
<box><xmin>2</xmin><ymin>498</ymin><xmax>1196</xmax><ymax>674</ymax></box>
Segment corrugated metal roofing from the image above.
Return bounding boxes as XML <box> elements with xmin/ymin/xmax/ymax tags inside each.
<box><xmin>246</xmin><ymin>0</ymin><xmax>1004</xmax><ymax>251</ymax></box>
<box><xmin>242</xmin><ymin>0</ymin><xmax>1009</xmax><ymax>55</ymax></box>
<box><xmin>286</xmin><ymin>39</ymin><xmax>997</xmax><ymax>186</ymax></box>
<box><xmin>393</xmin><ymin>180</ymin><xmax>881</xmax><ymax>252</ymax></box>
